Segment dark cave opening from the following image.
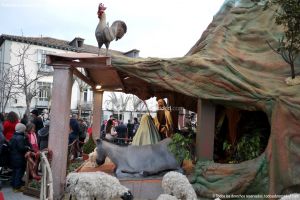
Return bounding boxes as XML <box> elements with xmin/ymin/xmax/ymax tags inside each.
<box><xmin>213</xmin><ymin>106</ymin><xmax>270</xmax><ymax>163</ymax></box>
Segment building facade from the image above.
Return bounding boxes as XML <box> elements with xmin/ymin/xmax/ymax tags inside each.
<box><xmin>0</xmin><ymin>34</ymin><xmax>143</xmax><ymax>119</ymax></box>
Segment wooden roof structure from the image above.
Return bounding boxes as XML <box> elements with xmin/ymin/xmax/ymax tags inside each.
<box><xmin>46</xmin><ymin>52</ymin><xmax>179</xmax><ymax>101</ymax></box>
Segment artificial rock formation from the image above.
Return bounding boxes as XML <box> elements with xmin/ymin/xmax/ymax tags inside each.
<box><xmin>111</xmin><ymin>0</ymin><xmax>300</xmax><ymax>197</ymax></box>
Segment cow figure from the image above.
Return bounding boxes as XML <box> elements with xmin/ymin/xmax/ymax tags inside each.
<box><xmin>96</xmin><ymin>138</ymin><xmax>182</xmax><ymax>178</ymax></box>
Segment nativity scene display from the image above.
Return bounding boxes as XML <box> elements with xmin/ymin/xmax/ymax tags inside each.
<box><xmin>24</xmin><ymin>0</ymin><xmax>300</xmax><ymax>199</ymax></box>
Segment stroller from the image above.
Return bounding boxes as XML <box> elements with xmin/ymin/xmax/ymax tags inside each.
<box><xmin>0</xmin><ymin>140</ymin><xmax>11</xmax><ymax>189</ymax></box>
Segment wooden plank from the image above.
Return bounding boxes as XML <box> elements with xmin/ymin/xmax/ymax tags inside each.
<box><xmin>196</xmin><ymin>99</ymin><xmax>216</xmax><ymax>161</ymax></box>
<box><xmin>92</xmin><ymin>91</ymin><xmax>103</xmax><ymax>141</ymax></box>
<box><xmin>72</xmin><ymin>67</ymin><xmax>95</xmax><ymax>87</ymax></box>
<box><xmin>48</xmin><ymin>67</ymin><xmax>73</xmax><ymax>198</ymax></box>
<box><xmin>48</xmin><ymin>61</ymin><xmax>112</xmax><ymax>69</ymax></box>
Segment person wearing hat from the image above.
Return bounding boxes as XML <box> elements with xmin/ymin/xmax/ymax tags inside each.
<box><xmin>30</xmin><ymin>109</ymin><xmax>44</xmax><ymax>133</ymax></box>
<box><xmin>9</xmin><ymin>123</ymin><xmax>32</xmax><ymax>192</ymax></box>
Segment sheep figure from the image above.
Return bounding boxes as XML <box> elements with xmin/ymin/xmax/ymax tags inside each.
<box><xmin>157</xmin><ymin>194</ymin><xmax>179</xmax><ymax>200</ymax></box>
<box><xmin>280</xmin><ymin>194</ymin><xmax>300</xmax><ymax>200</ymax></box>
<box><xmin>161</xmin><ymin>171</ymin><xmax>197</xmax><ymax>200</ymax></box>
<box><xmin>88</xmin><ymin>148</ymin><xmax>98</xmax><ymax>168</ymax></box>
<box><xmin>66</xmin><ymin>172</ymin><xmax>133</xmax><ymax>200</ymax></box>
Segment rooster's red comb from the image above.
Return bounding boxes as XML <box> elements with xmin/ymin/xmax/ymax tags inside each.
<box><xmin>98</xmin><ymin>3</ymin><xmax>107</xmax><ymax>10</ymax></box>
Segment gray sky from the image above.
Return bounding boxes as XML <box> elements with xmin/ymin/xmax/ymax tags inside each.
<box><xmin>0</xmin><ymin>0</ymin><xmax>224</xmax><ymax>58</ymax></box>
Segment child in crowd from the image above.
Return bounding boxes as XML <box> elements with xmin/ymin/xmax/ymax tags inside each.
<box><xmin>9</xmin><ymin>123</ymin><xmax>32</xmax><ymax>192</ymax></box>
<box><xmin>26</xmin><ymin>122</ymin><xmax>39</xmax><ymax>152</ymax></box>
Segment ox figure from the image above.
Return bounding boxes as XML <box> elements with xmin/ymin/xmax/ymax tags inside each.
<box><xmin>96</xmin><ymin>138</ymin><xmax>182</xmax><ymax>178</ymax></box>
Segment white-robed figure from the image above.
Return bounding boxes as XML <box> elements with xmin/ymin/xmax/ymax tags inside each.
<box><xmin>132</xmin><ymin>114</ymin><xmax>161</xmax><ymax>146</ymax></box>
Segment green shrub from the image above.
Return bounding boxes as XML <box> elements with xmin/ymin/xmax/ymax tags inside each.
<box><xmin>223</xmin><ymin>131</ymin><xmax>262</xmax><ymax>163</ymax></box>
<box><xmin>82</xmin><ymin>135</ymin><xmax>96</xmax><ymax>154</ymax></box>
<box><xmin>67</xmin><ymin>159</ymin><xmax>84</xmax><ymax>173</ymax></box>
<box><xmin>168</xmin><ymin>133</ymin><xmax>193</xmax><ymax>164</ymax></box>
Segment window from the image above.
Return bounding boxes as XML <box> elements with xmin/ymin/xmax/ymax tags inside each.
<box><xmin>113</xmin><ymin>114</ymin><xmax>123</xmax><ymax>121</ymax></box>
<box><xmin>83</xmin><ymin>89</ymin><xmax>88</xmax><ymax>102</ymax></box>
<box><xmin>38</xmin><ymin>82</ymin><xmax>52</xmax><ymax>101</ymax></box>
<box><xmin>37</xmin><ymin>49</ymin><xmax>54</xmax><ymax>72</ymax></box>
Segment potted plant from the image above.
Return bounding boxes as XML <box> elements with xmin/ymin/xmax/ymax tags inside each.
<box><xmin>82</xmin><ymin>135</ymin><xmax>96</xmax><ymax>160</ymax></box>
<box><xmin>168</xmin><ymin>133</ymin><xmax>194</xmax><ymax>174</ymax></box>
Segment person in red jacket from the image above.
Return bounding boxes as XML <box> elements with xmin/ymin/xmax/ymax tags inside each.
<box><xmin>3</xmin><ymin>111</ymin><xmax>19</xmax><ymax>141</ymax></box>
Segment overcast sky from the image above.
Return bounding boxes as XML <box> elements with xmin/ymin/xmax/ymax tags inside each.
<box><xmin>0</xmin><ymin>0</ymin><xmax>224</xmax><ymax>58</ymax></box>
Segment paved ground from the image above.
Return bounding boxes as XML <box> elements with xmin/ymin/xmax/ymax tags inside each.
<box><xmin>0</xmin><ymin>181</ymin><xmax>38</xmax><ymax>200</ymax></box>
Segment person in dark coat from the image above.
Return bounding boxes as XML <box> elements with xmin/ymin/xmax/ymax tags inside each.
<box><xmin>115</xmin><ymin>121</ymin><xmax>127</xmax><ymax>145</ymax></box>
<box><xmin>9</xmin><ymin>123</ymin><xmax>32</xmax><ymax>191</ymax></box>
<box><xmin>132</xmin><ymin>117</ymin><xmax>140</xmax><ymax>138</ymax></box>
<box><xmin>78</xmin><ymin>118</ymin><xmax>87</xmax><ymax>156</ymax></box>
<box><xmin>20</xmin><ymin>114</ymin><xmax>28</xmax><ymax>125</ymax></box>
<box><xmin>30</xmin><ymin>109</ymin><xmax>44</xmax><ymax>133</ymax></box>
<box><xmin>127</xmin><ymin>119</ymin><xmax>134</xmax><ymax>140</ymax></box>
<box><xmin>69</xmin><ymin>118</ymin><xmax>79</xmax><ymax>145</ymax></box>
<box><xmin>100</xmin><ymin>120</ymin><xmax>107</xmax><ymax>139</ymax></box>
<box><xmin>0</xmin><ymin>113</ymin><xmax>5</xmax><ymax>148</ymax></box>
<box><xmin>38</xmin><ymin>120</ymin><xmax>50</xmax><ymax>150</ymax></box>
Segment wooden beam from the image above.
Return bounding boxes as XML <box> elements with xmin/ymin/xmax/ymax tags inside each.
<box><xmin>48</xmin><ymin>66</ymin><xmax>73</xmax><ymax>198</ymax></box>
<box><xmin>92</xmin><ymin>91</ymin><xmax>103</xmax><ymax>141</ymax></box>
<box><xmin>196</xmin><ymin>98</ymin><xmax>216</xmax><ymax>161</ymax></box>
<box><xmin>72</xmin><ymin>67</ymin><xmax>95</xmax><ymax>87</ymax></box>
<box><xmin>97</xmin><ymin>86</ymin><xmax>124</xmax><ymax>91</ymax></box>
<box><xmin>46</xmin><ymin>55</ymin><xmax>111</xmax><ymax>68</ymax></box>
<box><xmin>48</xmin><ymin>61</ymin><xmax>113</xmax><ymax>69</ymax></box>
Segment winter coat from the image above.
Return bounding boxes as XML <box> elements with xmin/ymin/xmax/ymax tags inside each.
<box><xmin>0</xmin><ymin>131</ymin><xmax>6</xmax><ymax>155</ymax></box>
<box><xmin>68</xmin><ymin>131</ymin><xmax>78</xmax><ymax>145</ymax></box>
<box><xmin>31</xmin><ymin>116</ymin><xmax>44</xmax><ymax>133</ymax></box>
<box><xmin>38</xmin><ymin>126</ymin><xmax>49</xmax><ymax>150</ymax></box>
<box><xmin>28</xmin><ymin>131</ymin><xmax>39</xmax><ymax>152</ymax></box>
<box><xmin>3</xmin><ymin>120</ymin><xmax>19</xmax><ymax>141</ymax></box>
<box><xmin>9</xmin><ymin>131</ymin><xmax>31</xmax><ymax>168</ymax></box>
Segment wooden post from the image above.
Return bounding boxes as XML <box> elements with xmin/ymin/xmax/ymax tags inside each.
<box><xmin>196</xmin><ymin>99</ymin><xmax>216</xmax><ymax>161</ymax></box>
<box><xmin>92</xmin><ymin>91</ymin><xmax>103</xmax><ymax>140</ymax></box>
<box><xmin>48</xmin><ymin>66</ymin><xmax>72</xmax><ymax>199</ymax></box>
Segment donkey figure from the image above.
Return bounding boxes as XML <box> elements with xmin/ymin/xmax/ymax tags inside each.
<box><xmin>96</xmin><ymin>138</ymin><xmax>182</xmax><ymax>178</ymax></box>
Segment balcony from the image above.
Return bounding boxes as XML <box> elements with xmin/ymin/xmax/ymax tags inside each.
<box><xmin>77</xmin><ymin>101</ymin><xmax>92</xmax><ymax>110</ymax></box>
<box><xmin>36</xmin><ymin>100</ymin><xmax>50</xmax><ymax>108</ymax></box>
<box><xmin>37</xmin><ymin>64</ymin><xmax>54</xmax><ymax>75</ymax></box>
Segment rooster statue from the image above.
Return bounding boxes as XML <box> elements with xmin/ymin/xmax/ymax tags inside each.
<box><xmin>95</xmin><ymin>3</ymin><xmax>127</xmax><ymax>55</ymax></box>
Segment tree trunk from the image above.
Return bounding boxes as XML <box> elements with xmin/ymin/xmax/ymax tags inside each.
<box><xmin>291</xmin><ymin>62</ymin><xmax>295</xmax><ymax>79</ymax></box>
<box><xmin>25</xmin><ymin>98</ymin><xmax>31</xmax><ymax>116</ymax></box>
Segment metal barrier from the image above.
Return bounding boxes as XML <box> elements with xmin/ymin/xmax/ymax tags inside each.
<box><xmin>40</xmin><ymin>151</ymin><xmax>53</xmax><ymax>200</ymax></box>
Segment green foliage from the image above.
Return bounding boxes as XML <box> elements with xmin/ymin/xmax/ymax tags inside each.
<box><xmin>82</xmin><ymin>135</ymin><xmax>96</xmax><ymax>154</ymax></box>
<box><xmin>28</xmin><ymin>179</ymin><xmax>41</xmax><ymax>190</ymax></box>
<box><xmin>168</xmin><ymin>133</ymin><xmax>193</xmax><ymax>163</ymax></box>
<box><xmin>67</xmin><ymin>159</ymin><xmax>84</xmax><ymax>173</ymax></box>
<box><xmin>223</xmin><ymin>132</ymin><xmax>262</xmax><ymax>163</ymax></box>
<box><xmin>263</xmin><ymin>0</ymin><xmax>300</xmax><ymax>78</ymax></box>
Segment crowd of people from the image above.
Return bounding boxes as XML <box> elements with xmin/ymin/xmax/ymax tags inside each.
<box><xmin>100</xmin><ymin>115</ymin><xmax>140</xmax><ymax>144</ymax></box>
<box><xmin>0</xmin><ymin>110</ymin><xmax>90</xmax><ymax>192</ymax></box>
<box><xmin>0</xmin><ymin>109</ymin><xmax>50</xmax><ymax>192</ymax></box>
<box><xmin>101</xmin><ymin>99</ymin><xmax>174</xmax><ymax>146</ymax></box>
<box><xmin>0</xmin><ymin>98</ymin><xmax>173</xmax><ymax>192</ymax></box>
